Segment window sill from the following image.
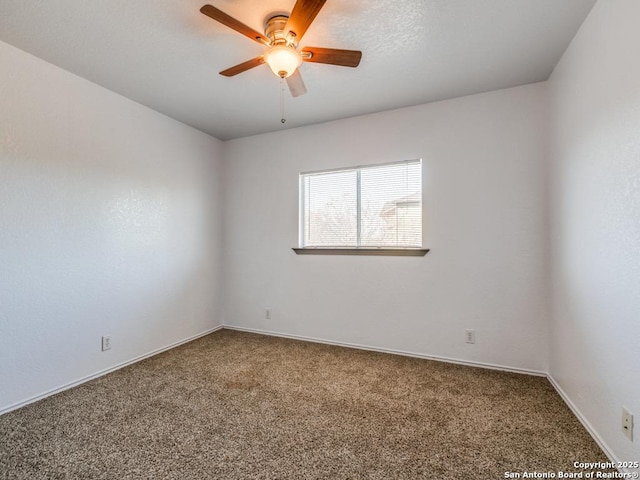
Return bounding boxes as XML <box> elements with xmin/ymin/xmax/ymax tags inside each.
<box><xmin>292</xmin><ymin>247</ymin><xmax>429</xmax><ymax>257</ymax></box>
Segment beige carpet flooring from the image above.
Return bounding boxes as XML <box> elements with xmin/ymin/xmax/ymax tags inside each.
<box><xmin>0</xmin><ymin>329</ymin><xmax>609</xmax><ymax>479</ymax></box>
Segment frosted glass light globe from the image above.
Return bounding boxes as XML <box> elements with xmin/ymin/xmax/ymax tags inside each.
<box><xmin>264</xmin><ymin>45</ymin><xmax>302</xmax><ymax>78</ymax></box>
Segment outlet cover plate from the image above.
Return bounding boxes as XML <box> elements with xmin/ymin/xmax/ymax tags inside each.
<box><xmin>465</xmin><ymin>329</ymin><xmax>476</xmax><ymax>344</ymax></box>
<box><xmin>622</xmin><ymin>407</ymin><xmax>633</xmax><ymax>441</ymax></box>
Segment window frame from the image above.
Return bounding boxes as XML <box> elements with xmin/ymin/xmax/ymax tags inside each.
<box><xmin>295</xmin><ymin>159</ymin><xmax>429</xmax><ymax>256</ymax></box>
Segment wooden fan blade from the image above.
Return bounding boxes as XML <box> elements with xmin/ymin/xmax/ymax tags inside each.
<box><xmin>286</xmin><ymin>70</ymin><xmax>307</xmax><ymax>97</ymax></box>
<box><xmin>285</xmin><ymin>0</ymin><xmax>326</xmax><ymax>42</ymax></box>
<box><xmin>220</xmin><ymin>56</ymin><xmax>265</xmax><ymax>77</ymax></box>
<box><xmin>302</xmin><ymin>47</ymin><xmax>362</xmax><ymax>67</ymax></box>
<box><xmin>200</xmin><ymin>5</ymin><xmax>269</xmax><ymax>45</ymax></box>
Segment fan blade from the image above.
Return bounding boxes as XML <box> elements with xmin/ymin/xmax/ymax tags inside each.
<box><xmin>285</xmin><ymin>0</ymin><xmax>326</xmax><ymax>42</ymax></box>
<box><xmin>220</xmin><ymin>56</ymin><xmax>265</xmax><ymax>77</ymax></box>
<box><xmin>200</xmin><ymin>5</ymin><xmax>269</xmax><ymax>45</ymax></box>
<box><xmin>302</xmin><ymin>47</ymin><xmax>362</xmax><ymax>67</ymax></box>
<box><xmin>286</xmin><ymin>70</ymin><xmax>307</xmax><ymax>97</ymax></box>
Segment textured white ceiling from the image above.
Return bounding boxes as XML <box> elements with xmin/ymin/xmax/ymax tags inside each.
<box><xmin>0</xmin><ymin>0</ymin><xmax>596</xmax><ymax>140</ymax></box>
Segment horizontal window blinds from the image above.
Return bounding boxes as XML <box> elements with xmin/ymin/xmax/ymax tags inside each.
<box><xmin>301</xmin><ymin>160</ymin><xmax>422</xmax><ymax>248</ymax></box>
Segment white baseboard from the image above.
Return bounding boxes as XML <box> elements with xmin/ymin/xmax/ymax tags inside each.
<box><xmin>0</xmin><ymin>325</ymin><xmax>223</xmax><ymax>416</ymax></box>
<box><xmin>546</xmin><ymin>374</ymin><xmax>624</xmax><ymax>472</ymax></box>
<box><xmin>223</xmin><ymin>324</ymin><xmax>546</xmax><ymax>377</ymax></box>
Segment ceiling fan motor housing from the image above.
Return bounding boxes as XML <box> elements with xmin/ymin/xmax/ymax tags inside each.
<box><xmin>265</xmin><ymin>14</ymin><xmax>293</xmax><ymax>46</ymax></box>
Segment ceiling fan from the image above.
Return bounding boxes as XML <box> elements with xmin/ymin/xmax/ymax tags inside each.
<box><xmin>200</xmin><ymin>0</ymin><xmax>362</xmax><ymax>97</ymax></box>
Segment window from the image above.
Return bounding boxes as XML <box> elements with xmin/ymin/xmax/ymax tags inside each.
<box><xmin>297</xmin><ymin>160</ymin><xmax>426</xmax><ymax>255</ymax></box>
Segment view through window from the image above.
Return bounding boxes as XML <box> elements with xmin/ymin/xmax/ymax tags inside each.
<box><xmin>300</xmin><ymin>160</ymin><xmax>422</xmax><ymax>248</ymax></box>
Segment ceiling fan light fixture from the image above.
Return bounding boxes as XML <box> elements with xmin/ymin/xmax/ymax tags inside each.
<box><xmin>264</xmin><ymin>45</ymin><xmax>302</xmax><ymax>78</ymax></box>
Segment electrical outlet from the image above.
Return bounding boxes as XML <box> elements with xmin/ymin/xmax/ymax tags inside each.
<box><xmin>265</xmin><ymin>308</ymin><xmax>271</xmax><ymax>320</ymax></box>
<box><xmin>101</xmin><ymin>335</ymin><xmax>112</xmax><ymax>352</ymax></box>
<box><xmin>465</xmin><ymin>329</ymin><xmax>475</xmax><ymax>344</ymax></box>
<box><xmin>622</xmin><ymin>407</ymin><xmax>633</xmax><ymax>441</ymax></box>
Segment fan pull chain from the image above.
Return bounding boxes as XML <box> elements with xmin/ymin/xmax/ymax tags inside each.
<box><xmin>280</xmin><ymin>77</ymin><xmax>286</xmax><ymax>124</ymax></box>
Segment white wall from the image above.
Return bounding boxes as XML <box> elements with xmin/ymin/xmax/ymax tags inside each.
<box><xmin>0</xmin><ymin>40</ymin><xmax>223</xmax><ymax>412</ymax></box>
<box><xmin>548</xmin><ymin>0</ymin><xmax>640</xmax><ymax>464</ymax></box>
<box><xmin>222</xmin><ymin>82</ymin><xmax>550</xmax><ymax>373</ymax></box>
